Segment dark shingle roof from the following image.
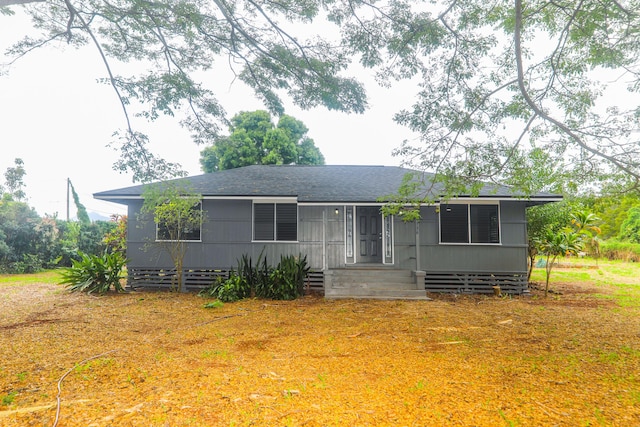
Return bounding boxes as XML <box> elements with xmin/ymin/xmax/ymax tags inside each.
<box><xmin>93</xmin><ymin>165</ymin><xmax>562</xmax><ymax>204</ymax></box>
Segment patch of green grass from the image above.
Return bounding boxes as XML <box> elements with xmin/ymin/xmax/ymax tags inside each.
<box><xmin>413</xmin><ymin>380</ymin><xmax>428</xmax><ymax>391</ymax></box>
<box><xmin>313</xmin><ymin>373</ymin><xmax>328</xmax><ymax>389</ymax></box>
<box><xmin>602</xmin><ymin>264</ymin><xmax>640</xmax><ymax>277</ymax></box>
<box><xmin>201</xmin><ymin>349</ymin><xmax>231</xmax><ymax>360</ymax></box>
<box><xmin>594</xmin><ymin>284</ymin><xmax>640</xmax><ymax>309</ymax></box>
<box><xmin>610</xmin><ymin>284</ymin><xmax>640</xmax><ymax>308</ymax></box>
<box><xmin>74</xmin><ymin>361</ymin><xmax>94</xmax><ymax>373</ymax></box>
<box><xmin>0</xmin><ymin>270</ymin><xmax>60</xmax><ymax>285</ymax></box>
<box><xmin>546</xmin><ymin>270</ymin><xmax>593</xmax><ymax>282</ymax></box>
<box><xmin>1</xmin><ymin>391</ymin><xmax>17</xmax><ymax>406</ymax></box>
<box><xmin>203</xmin><ymin>300</ymin><xmax>224</xmax><ymax>309</ymax></box>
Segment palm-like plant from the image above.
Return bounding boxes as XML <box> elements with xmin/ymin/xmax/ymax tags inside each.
<box><xmin>570</xmin><ymin>210</ymin><xmax>602</xmax><ymax>262</ymax></box>
<box><xmin>58</xmin><ymin>251</ymin><xmax>128</xmax><ymax>294</ymax></box>
<box><xmin>539</xmin><ymin>228</ymin><xmax>583</xmax><ymax>297</ymax></box>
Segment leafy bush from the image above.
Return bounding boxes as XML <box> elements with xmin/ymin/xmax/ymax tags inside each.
<box><xmin>199</xmin><ymin>275</ymin><xmax>250</xmax><ymax>302</ymax></box>
<box><xmin>58</xmin><ymin>251</ymin><xmax>128</xmax><ymax>294</ymax></box>
<box><xmin>600</xmin><ymin>241</ymin><xmax>640</xmax><ymax>262</ymax></box>
<box><xmin>259</xmin><ymin>254</ymin><xmax>310</xmax><ymax>300</ymax></box>
<box><xmin>619</xmin><ymin>206</ymin><xmax>640</xmax><ymax>243</ymax></box>
<box><xmin>7</xmin><ymin>254</ymin><xmax>43</xmax><ymax>274</ymax></box>
<box><xmin>199</xmin><ymin>253</ymin><xmax>310</xmax><ymax>302</ymax></box>
<box><xmin>237</xmin><ymin>252</ymin><xmax>270</xmax><ymax>298</ymax></box>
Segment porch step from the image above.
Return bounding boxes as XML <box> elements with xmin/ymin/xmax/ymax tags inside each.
<box><xmin>324</xmin><ymin>268</ymin><xmax>430</xmax><ymax>300</ymax></box>
<box><xmin>325</xmin><ymin>287</ymin><xmax>430</xmax><ymax>300</ymax></box>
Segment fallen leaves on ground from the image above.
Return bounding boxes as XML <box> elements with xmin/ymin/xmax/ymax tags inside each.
<box><xmin>0</xmin><ymin>276</ymin><xmax>638</xmax><ymax>426</ymax></box>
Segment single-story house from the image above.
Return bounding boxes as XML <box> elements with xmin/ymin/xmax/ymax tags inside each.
<box><xmin>93</xmin><ymin>165</ymin><xmax>561</xmax><ymax>299</ymax></box>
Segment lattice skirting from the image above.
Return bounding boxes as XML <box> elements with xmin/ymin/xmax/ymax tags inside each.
<box><xmin>423</xmin><ymin>272</ymin><xmax>529</xmax><ymax>295</ymax></box>
<box><xmin>127</xmin><ymin>267</ymin><xmax>325</xmax><ymax>293</ymax></box>
<box><xmin>127</xmin><ymin>268</ymin><xmax>528</xmax><ymax>295</ymax></box>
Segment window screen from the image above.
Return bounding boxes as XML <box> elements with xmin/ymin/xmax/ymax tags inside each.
<box><xmin>276</xmin><ymin>203</ymin><xmax>298</xmax><ymax>241</ymax></box>
<box><xmin>254</xmin><ymin>203</ymin><xmax>297</xmax><ymax>241</ymax></box>
<box><xmin>470</xmin><ymin>205</ymin><xmax>500</xmax><ymax>243</ymax></box>
<box><xmin>440</xmin><ymin>204</ymin><xmax>469</xmax><ymax>243</ymax></box>
<box><xmin>440</xmin><ymin>204</ymin><xmax>500</xmax><ymax>244</ymax></box>
<box><xmin>254</xmin><ymin>203</ymin><xmax>275</xmax><ymax>240</ymax></box>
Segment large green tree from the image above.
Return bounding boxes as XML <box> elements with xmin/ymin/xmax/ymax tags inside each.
<box><xmin>3</xmin><ymin>1</ymin><xmax>640</xmax><ymax>192</ymax></box>
<box><xmin>200</xmin><ymin>110</ymin><xmax>324</xmax><ymax>172</ymax></box>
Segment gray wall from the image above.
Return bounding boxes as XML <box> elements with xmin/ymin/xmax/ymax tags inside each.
<box><xmin>126</xmin><ymin>199</ymin><xmax>528</xmax><ymax>274</ymax></box>
<box><xmin>394</xmin><ymin>201</ymin><xmax>528</xmax><ymax>273</ymax></box>
<box><xmin>126</xmin><ymin>200</ymin><xmax>339</xmax><ymax>271</ymax></box>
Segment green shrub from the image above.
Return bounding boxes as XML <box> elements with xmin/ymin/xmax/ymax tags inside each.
<box><xmin>217</xmin><ymin>275</ymin><xmax>249</xmax><ymax>302</ymax></box>
<box><xmin>600</xmin><ymin>241</ymin><xmax>640</xmax><ymax>262</ymax></box>
<box><xmin>199</xmin><ymin>275</ymin><xmax>250</xmax><ymax>302</ymax></box>
<box><xmin>199</xmin><ymin>253</ymin><xmax>310</xmax><ymax>302</ymax></box>
<box><xmin>8</xmin><ymin>254</ymin><xmax>43</xmax><ymax>274</ymax></box>
<box><xmin>258</xmin><ymin>254</ymin><xmax>310</xmax><ymax>300</ymax></box>
<box><xmin>239</xmin><ymin>252</ymin><xmax>271</xmax><ymax>298</ymax></box>
<box><xmin>58</xmin><ymin>251</ymin><xmax>128</xmax><ymax>294</ymax></box>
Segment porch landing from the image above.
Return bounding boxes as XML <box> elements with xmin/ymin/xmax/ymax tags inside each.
<box><xmin>324</xmin><ymin>268</ymin><xmax>430</xmax><ymax>300</ymax></box>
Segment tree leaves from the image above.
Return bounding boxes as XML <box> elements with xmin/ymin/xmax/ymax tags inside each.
<box><xmin>5</xmin><ymin>0</ymin><xmax>640</xmax><ymax>193</ymax></box>
<box><xmin>4</xmin><ymin>0</ymin><xmax>365</xmax><ymax>181</ymax></box>
<box><xmin>200</xmin><ymin>110</ymin><xmax>324</xmax><ymax>171</ymax></box>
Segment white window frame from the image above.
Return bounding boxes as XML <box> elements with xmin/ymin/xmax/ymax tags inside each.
<box><xmin>252</xmin><ymin>200</ymin><xmax>299</xmax><ymax>242</ymax></box>
<box><xmin>155</xmin><ymin>202</ymin><xmax>203</xmax><ymax>242</ymax></box>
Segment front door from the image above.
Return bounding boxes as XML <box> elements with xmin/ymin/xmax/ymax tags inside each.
<box><xmin>356</xmin><ymin>207</ymin><xmax>382</xmax><ymax>263</ymax></box>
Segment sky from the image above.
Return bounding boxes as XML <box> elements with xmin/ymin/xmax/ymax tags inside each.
<box><xmin>0</xmin><ymin>8</ymin><xmax>420</xmax><ymax>219</ymax></box>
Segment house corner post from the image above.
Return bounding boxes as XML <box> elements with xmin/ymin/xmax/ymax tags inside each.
<box><xmin>415</xmin><ymin>219</ymin><xmax>421</xmax><ymax>271</ymax></box>
<box><xmin>414</xmin><ymin>270</ymin><xmax>426</xmax><ymax>291</ymax></box>
<box><xmin>414</xmin><ymin>220</ymin><xmax>425</xmax><ymax>290</ymax></box>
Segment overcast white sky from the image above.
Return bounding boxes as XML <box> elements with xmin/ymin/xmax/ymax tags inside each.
<box><xmin>0</xmin><ymin>8</ymin><xmax>419</xmax><ymax>219</ymax></box>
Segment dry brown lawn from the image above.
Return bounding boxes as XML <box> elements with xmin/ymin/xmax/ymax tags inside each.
<box><xmin>0</xmin><ymin>265</ymin><xmax>639</xmax><ymax>426</ymax></box>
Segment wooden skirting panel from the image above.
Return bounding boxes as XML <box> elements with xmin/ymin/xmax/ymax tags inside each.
<box><xmin>128</xmin><ymin>268</ymin><xmax>527</xmax><ymax>295</ymax></box>
<box><xmin>128</xmin><ymin>267</ymin><xmax>325</xmax><ymax>293</ymax></box>
<box><xmin>128</xmin><ymin>268</ymin><xmax>231</xmax><ymax>291</ymax></box>
<box><xmin>304</xmin><ymin>271</ymin><xmax>325</xmax><ymax>293</ymax></box>
<box><xmin>423</xmin><ymin>272</ymin><xmax>529</xmax><ymax>295</ymax></box>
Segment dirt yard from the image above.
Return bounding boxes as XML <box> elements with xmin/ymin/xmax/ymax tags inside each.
<box><xmin>0</xmin><ymin>268</ymin><xmax>639</xmax><ymax>426</ymax></box>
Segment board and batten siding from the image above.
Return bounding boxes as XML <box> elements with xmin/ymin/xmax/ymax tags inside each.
<box><xmin>393</xmin><ymin>201</ymin><xmax>528</xmax><ymax>274</ymax></box>
<box><xmin>126</xmin><ymin>200</ymin><xmax>343</xmax><ymax>271</ymax></box>
<box><xmin>126</xmin><ymin>198</ymin><xmax>528</xmax><ymax>275</ymax></box>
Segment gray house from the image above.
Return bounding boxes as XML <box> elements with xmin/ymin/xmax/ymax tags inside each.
<box><xmin>94</xmin><ymin>165</ymin><xmax>561</xmax><ymax>299</ymax></box>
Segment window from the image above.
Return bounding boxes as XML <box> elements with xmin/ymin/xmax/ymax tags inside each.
<box><xmin>156</xmin><ymin>203</ymin><xmax>202</xmax><ymax>241</ymax></box>
<box><xmin>440</xmin><ymin>204</ymin><xmax>500</xmax><ymax>244</ymax></box>
<box><xmin>253</xmin><ymin>203</ymin><xmax>298</xmax><ymax>241</ymax></box>
<box><xmin>470</xmin><ymin>205</ymin><xmax>500</xmax><ymax>243</ymax></box>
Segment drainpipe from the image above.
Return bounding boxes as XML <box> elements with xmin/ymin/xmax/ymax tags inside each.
<box><xmin>322</xmin><ymin>208</ymin><xmax>327</xmax><ymax>270</ymax></box>
<box><xmin>414</xmin><ymin>219</ymin><xmax>426</xmax><ymax>291</ymax></box>
<box><xmin>415</xmin><ymin>219</ymin><xmax>421</xmax><ymax>271</ymax></box>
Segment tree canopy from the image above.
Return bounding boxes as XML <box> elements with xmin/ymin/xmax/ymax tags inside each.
<box><xmin>3</xmin><ymin>1</ymin><xmax>640</xmax><ymax>193</ymax></box>
<box><xmin>3</xmin><ymin>158</ymin><xmax>26</xmax><ymax>201</ymax></box>
<box><xmin>200</xmin><ymin>110</ymin><xmax>324</xmax><ymax>172</ymax></box>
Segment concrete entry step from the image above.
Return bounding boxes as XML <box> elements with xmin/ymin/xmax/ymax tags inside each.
<box><xmin>324</xmin><ymin>268</ymin><xmax>430</xmax><ymax>300</ymax></box>
<box><xmin>324</xmin><ymin>287</ymin><xmax>430</xmax><ymax>300</ymax></box>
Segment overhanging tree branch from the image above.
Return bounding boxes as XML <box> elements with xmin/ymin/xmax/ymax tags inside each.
<box><xmin>513</xmin><ymin>0</ymin><xmax>640</xmax><ymax>185</ymax></box>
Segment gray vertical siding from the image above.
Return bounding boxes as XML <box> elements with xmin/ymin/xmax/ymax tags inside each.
<box><xmin>126</xmin><ymin>199</ymin><xmax>529</xmax><ymax>275</ymax></box>
<box><xmin>127</xmin><ymin>200</ymin><xmax>340</xmax><ymax>271</ymax></box>
<box><xmin>394</xmin><ymin>202</ymin><xmax>528</xmax><ymax>273</ymax></box>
